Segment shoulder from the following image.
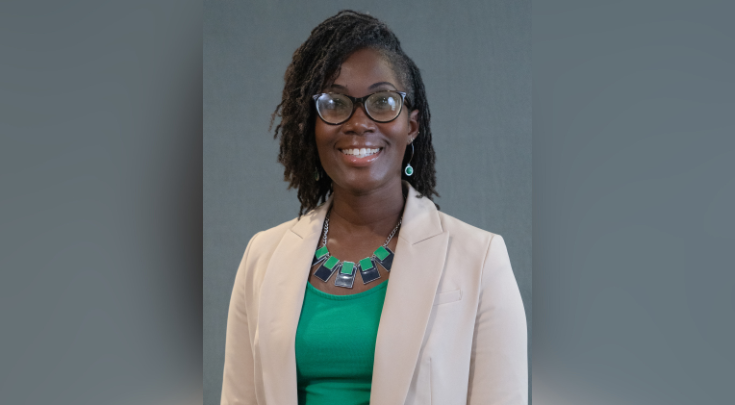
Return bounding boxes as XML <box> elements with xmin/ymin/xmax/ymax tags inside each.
<box><xmin>241</xmin><ymin>216</ymin><xmax>299</xmax><ymax>265</ymax></box>
<box><xmin>248</xmin><ymin>217</ymin><xmax>298</xmax><ymax>250</ymax></box>
<box><xmin>436</xmin><ymin>210</ymin><xmax>503</xmax><ymax>252</ymax></box>
<box><xmin>434</xmin><ymin>210</ymin><xmax>511</xmax><ymax>282</ymax></box>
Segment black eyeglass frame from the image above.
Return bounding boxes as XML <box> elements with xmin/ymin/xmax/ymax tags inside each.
<box><xmin>312</xmin><ymin>90</ymin><xmax>411</xmax><ymax>125</ymax></box>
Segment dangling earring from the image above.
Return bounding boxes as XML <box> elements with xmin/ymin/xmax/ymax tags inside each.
<box><xmin>404</xmin><ymin>142</ymin><xmax>414</xmax><ymax>176</ymax></box>
<box><xmin>314</xmin><ymin>167</ymin><xmax>320</xmax><ymax>181</ymax></box>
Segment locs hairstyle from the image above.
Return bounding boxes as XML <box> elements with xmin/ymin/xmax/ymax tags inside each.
<box><xmin>271</xmin><ymin>10</ymin><xmax>438</xmax><ymax>216</ymax></box>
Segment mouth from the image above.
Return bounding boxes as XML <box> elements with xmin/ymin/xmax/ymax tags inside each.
<box><xmin>337</xmin><ymin>147</ymin><xmax>383</xmax><ymax>166</ymax></box>
<box><xmin>339</xmin><ymin>147</ymin><xmax>382</xmax><ymax>158</ymax></box>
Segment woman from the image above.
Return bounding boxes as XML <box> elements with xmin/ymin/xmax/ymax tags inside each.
<box><xmin>221</xmin><ymin>10</ymin><xmax>527</xmax><ymax>405</ymax></box>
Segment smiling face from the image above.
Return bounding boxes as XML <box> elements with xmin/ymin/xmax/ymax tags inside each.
<box><xmin>315</xmin><ymin>48</ymin><xmax>420</xmax><ymax>196</ymax></box>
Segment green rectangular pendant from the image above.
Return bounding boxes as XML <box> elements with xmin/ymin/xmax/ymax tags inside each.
<box><xmin>314</xmin><ymin>256</ymin><xmax>339</xmax><ymax>282</ymax></box>
<box><xmin>374</xmin><ymin>246</ymin><xmax>390</xmax><ymax>260</ymax></box>
<box><xmin>340</xmin><ymin>261</ymin><xmax>354</xmax><ymax>274</ymax></box>
<box><xmin>373</xmin><ymin>246</ymin><xmax>395</xmax><ymax>271</ymax></box>
<box><xmin>312</xmin><ymin>246</ymin><xmax>329</xmax><ymax>265</ymax></box>
<box><xmin>324</xmin><ymin>256</ymin><xmax>339</xmax><ymax>269</ymax></box>
<box><xmin>359</xmin><ymin>257</ymin><xmax>374</xmax><ymax>271</ymax></box>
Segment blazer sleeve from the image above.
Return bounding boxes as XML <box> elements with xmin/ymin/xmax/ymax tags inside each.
<box><xmin>221</xmin><ymin>233</ymin><xmax>260</xmax><ymax>405</ymax></box>
<box><xmin>467</xmin><ymin>234</ymin><xmax>528</xmax><ymax>405</ymax></box>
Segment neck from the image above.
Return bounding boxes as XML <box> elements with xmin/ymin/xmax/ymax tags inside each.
<box><xmin>329</xmin><ymin>179</ymin><xmax>405</xmax><ymax>232</ymax></box>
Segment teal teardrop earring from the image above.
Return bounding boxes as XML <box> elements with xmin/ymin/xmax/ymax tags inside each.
<box><xmin>404</xmin><ymin>142</ymin><xmax>415</xmax><ymax>176</ymax></box>
<box><xmin>314</xmin><ymin>167</ymin><xmax>320</xmax><ymax>181</ymax></box>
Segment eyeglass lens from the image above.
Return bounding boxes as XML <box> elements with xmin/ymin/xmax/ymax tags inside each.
<box><xmin>315</xmin><ymin>91</ymin><xmax>403</xmax><ymax>124</ymax></box>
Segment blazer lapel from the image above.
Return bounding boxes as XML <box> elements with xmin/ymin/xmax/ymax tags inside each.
<box><xmin>371</xmin><ymin>184</ymin><xmax>449</xmax><ymax>405</ymax></box>
<box><xmin>256</xmin><ymin>199</ymin><xmax>330</xmax><ymax>405</ymax></box>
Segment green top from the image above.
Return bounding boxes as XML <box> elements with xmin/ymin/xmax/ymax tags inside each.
<box><xmin>295</xmin><ymin>280</ymin><xmax>389</xmax><ymax>405</ymax></box>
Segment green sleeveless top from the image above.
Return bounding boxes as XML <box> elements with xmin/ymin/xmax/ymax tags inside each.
<box><xmin>295</xmin><ymin>279</ymin><xmax>389</xmax><ymax>405</ymax></box>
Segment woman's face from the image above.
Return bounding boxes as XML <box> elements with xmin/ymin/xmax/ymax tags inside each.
<box><xmin>315</xmin><ymin>48</ymin><xmax>420</xmax><ymax>195</ymax></box>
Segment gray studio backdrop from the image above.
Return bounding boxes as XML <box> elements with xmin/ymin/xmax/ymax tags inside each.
<box><xmin>204</xmin><ymin>1</ymin><xmax>531</xmax><ymax>404</ymax></box>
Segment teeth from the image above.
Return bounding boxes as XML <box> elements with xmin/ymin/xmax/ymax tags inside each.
<box><xmin>341</xmin><ymin>148</ymin><xmax>380</xmax><ymax>157</ymax></box>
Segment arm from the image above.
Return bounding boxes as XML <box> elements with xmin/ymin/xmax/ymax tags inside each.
<box><xmin>467</xmin><ymin>234</ymin><xmax>528</xmax><ymax>405</ymax></box>
<box><xmin>221</xmin><ymin>233</ymin><xmax>260</xmax><ymax>405</ymax></box>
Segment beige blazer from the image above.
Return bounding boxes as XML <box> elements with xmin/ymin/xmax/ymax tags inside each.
<box><xmin>221</xmin><ymin>184</ymin><xmax>528</xmax><ymax>405</ymax></box>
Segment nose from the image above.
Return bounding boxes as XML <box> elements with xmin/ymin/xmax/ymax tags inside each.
<box><xmin>341</xmin><ymin>102</ymin><xmax>376</xmax><ymax>135</ymax></box>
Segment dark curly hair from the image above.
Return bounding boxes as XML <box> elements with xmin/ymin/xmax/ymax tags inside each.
<box><xmin>271</xmin><ymin>10</ymin><xmax>438</xmax><ymax>216</ymax></box>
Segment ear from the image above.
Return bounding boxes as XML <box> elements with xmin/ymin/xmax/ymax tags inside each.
<box><xmin>407</xmin><ymin>109</ymin><xmax>420</xmax><ymax>143</ymax></box>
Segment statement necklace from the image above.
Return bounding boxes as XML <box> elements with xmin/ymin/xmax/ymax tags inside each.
<box><xmin>311</xmin><ymin>209</ymin><xmax>401</xmax><ymax>289</ymax></box>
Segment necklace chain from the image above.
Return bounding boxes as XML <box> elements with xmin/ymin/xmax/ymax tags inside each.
<box><xmin>320</xmin><ymin>209</ymin><xmax>402</xmax><ymax>255</ymax></box>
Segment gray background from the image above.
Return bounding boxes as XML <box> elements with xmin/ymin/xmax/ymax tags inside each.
<box><xmin>533</xmin><ymin>0</ymin><xmax>735</xmax><ymax>404</ymax></box>
<box><xmin>204</xmin><ymin>1</ymin><xmax>531</xmax><ymax>404</ymax></box>
<box><xmin>0</xmin><ymin>1</ymin><xmax>203</xmax><ymax>404</ymax></box>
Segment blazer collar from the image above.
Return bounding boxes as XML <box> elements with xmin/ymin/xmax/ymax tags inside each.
<box><xmin>288</xmin><ymin>182</ymin><xmax>445</xmax><ymax>243</ymax></box>
<box><xmin>256</xmin><ymin>182</ymin><xmax>448</xmax><ymax>405</ymax></box>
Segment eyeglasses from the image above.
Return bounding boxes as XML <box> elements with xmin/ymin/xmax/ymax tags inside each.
<box><xmin>312</xmin><ymin>90</ymin><xmax>410</xmax><ymax>125</ymax></box>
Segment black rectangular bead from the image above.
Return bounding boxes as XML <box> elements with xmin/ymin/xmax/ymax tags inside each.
<box><xmin>312</xmin><ymin>246</ymin><xmax>329</xmax><ymax>265</ymax></box>
<box><xmin>312</xmin><ymin>254</ymin><xmax>326</xmax><ymax>266</ymax></box>
<box><xmin>314</xmin><ymin>260</ymin><xmax>339</xmax><ymax>282</ymax></box>
<box><xmin>375</xmin><ymin>247</ymin><xmax>395</xmax><ymax>271</ymax></box>
<box><xmin>359</xmin><ymin>259</ymin><xmax>381</xmax><ymax>284</ymax></box>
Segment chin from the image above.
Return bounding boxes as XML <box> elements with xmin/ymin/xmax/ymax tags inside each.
<box><xmin>340</xmin><ymin>180</ymin><xmax>381</xmax><ymax>195</ymax></box>
<box><xmin>332</xmin><ymin>172</ymin><xmax>399</xmax><ymax>195</ymax></box>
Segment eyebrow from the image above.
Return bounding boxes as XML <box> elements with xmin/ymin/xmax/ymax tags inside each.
<box><xmin>328</xmin><ymin>84</ymin><xmax>348</xmax><ymax>91</ymax></box>
<box><xmin>369</xmin><ymin>81</ymin><xmax>397</xmax><ymax>90</ymax></box>
<box><xmin>327</xmin><ymin>82</ymin><xmax>398</xmax><ymax>91</ymax></box>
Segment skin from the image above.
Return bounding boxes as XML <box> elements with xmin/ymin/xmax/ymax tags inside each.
<box><xmin>309</xmin><ymin>48</ymin><xmax>420</xmax><ymax>295</ymax></box>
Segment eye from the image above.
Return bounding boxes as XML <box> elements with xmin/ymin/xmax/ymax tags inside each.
<box><xmin>370</xmin><ymin>94</ymin><xmax>398</xmax><ymax>111</ymax></box>
<box><xmin>321</xmin><ymin>95</ymin><xmax>350</xmax><ymax>111</ymax></box>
